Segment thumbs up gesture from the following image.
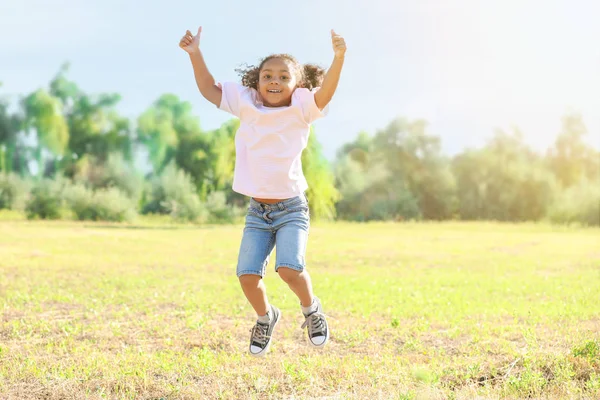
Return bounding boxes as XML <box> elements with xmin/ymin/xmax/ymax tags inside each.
<box><xmin>179</xmin><ymin>27</ymin><xmax>202</xmax><ymax>54</ymax></box>
<box><xmin>331</xmin><ymin>30</ymin><xmax>347</xmax><ymax>59</ymax></box>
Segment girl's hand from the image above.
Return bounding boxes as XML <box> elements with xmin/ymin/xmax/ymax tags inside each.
<box><xmin>331</xmin><ymin>30</ymin><xmax>346</xmax><ymax>59</ymax></box>
<box><xmin>179</xmin><ymin>27</ymin><xmax>202</xmax><ymax>54</ymax></box>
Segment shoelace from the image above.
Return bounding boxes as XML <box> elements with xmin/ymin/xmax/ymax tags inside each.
<box><xmin>250</xmin><ymin>322</ymin><xmax>270</xmax><ymax>347</ymax></box>
<box><xmin>301</xmin><ymin>312</ymin><xmax>327</xmax><ymax>335</ymax></box>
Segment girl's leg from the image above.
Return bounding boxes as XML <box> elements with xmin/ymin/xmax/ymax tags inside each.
<box><xmin>237</xmin><ymin>211</ymin><xmax>280</xmax><ymax>356</ymax></box>
<box><xmin>278</xmin><ymin>265</ymin><xmax>329</xmax><ymax>348</ymax></box>
<box><xmin>273</xmin><ymin>196</ymin><xmax>313</xmax><ymax>306</ymax></box>
<box><xmin>277</xmin><ymin>267</ymin><xmax>314</xmax><ymax>307</ymax></box>
<box><xmin>273</xmin><ymin>196</ymin><xmax>329</xmax><ymax>347</ymax></box>
<box><xmin>240</xmin><ymin>272</ymin><xmax>282</xmax><ymax>357</ymax></box>
<box><xmin>236</xmin><ymin>211</ymin><xmax>276</xmax><ymax>316</ymax></box>
<box><xmin>239</xmin><ymin>274</ymin><xmax>269</xmax><ymax>316</ymax></box>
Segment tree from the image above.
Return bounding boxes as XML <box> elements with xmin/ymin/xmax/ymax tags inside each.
<box><xmin>302</xmin><ymin>127</ymin><xmax>339</xmax><ymax>220</ymax></box>
<box><xmin>49</xmin><ymin>64</ymin><xmax>132</xmax><ymax>176</ymax></box>
<box><xmin>547</xmin><ymin>113</ymin><xmax>599</xmax><ymax>187</ymax></box>
<box><xmin>334</xmin><ymin>127</ymin><xmax>424</xmax><ymax>221</ymax></box>
<box><xmin>335</xmin><ymin>130</ymin><xmax>372</xmax><ymax>167</ymax></box>
<box><xmin>21</xmin><ymin>89</ymin><xmax>69</xmax><ymax>177</ymax></box>
<box><xmin>0</xmin><ymin>85</ymin><xmax>25</xmax><ymax>174</ymax></box>
<box><xmin>138</xmin><ymin>94</ymin><xmax>202</xmax><ymax>176</ymax></box>
<box><xmin>372</xmin><ymin>118</ymin><xmax>457</xmax><ymax>220</ymax></box>
<box><xmin>452</xmin><ymin>128</ymin><xmax>556</xmax><ymax>221</ymax></box>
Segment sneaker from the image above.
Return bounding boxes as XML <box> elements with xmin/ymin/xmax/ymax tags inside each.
<box><xmin>301</xmin><ymin>297</ymin><xmax>329</xmax><ymax>347</ymax></box>
<box><xmin>249</xmin><ymin>305</ymin><xmax>280</xmax><ymax>357</ymax></box>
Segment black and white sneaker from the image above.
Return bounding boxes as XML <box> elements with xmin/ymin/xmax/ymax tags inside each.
<box><xmin>249</xmin><ymin>305</ymin><xmax>280</xmax><ymax>357</ymax></box>
<box><xmin>301</xmin><ymin>297</ymin><xmax>329</xmax><ymax>347</ymax></box>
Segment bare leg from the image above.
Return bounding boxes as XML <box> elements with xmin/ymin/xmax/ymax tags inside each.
<box><xmin>277</xmin><ymin>267</ymin><xmax>314</xmax><ymax>307</ymax></box>
<box><xmin>239</xmin><ymin>275</ymin><xmax>269</xmax><ymax>316</ymax></box>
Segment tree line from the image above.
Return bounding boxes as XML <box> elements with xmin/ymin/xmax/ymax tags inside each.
<box><xmin>1</xmin><ymin>65</ymin><xmax>598</xmax><ymax>225</ymax></box>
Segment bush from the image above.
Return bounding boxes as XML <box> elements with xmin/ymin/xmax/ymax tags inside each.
<box><xmin>64</xmin><ymin>184</ymin><xmax>136</xmax><ymax>222</ymax></box>
<box><xmin>25</xmin><ymin>178</ymin><xmax>66</xmax><ymax>220</ymax></box>
<box><xmin>335</xmin><ymin>157</ymin><xmax>421</xmax><ymax>221</ymax></box>
<box><xmin>453</xmin><ymin>149</ymin><xmax>557</xmax><ymax>221</ymax></box>
<box><xmin>92</xmin><ymin>188</ymin><xmax>137</xmax><ymax>222</ymax></box>
<box><xmin>302</xmin><ymin>129</ymin><xmax>339</xmax><ymax>220</ymax></box>
<box><xmin>64</xmin><ymin>184</ymin><xmax>96</xmax><ymax>220</ymax></box>
<box><xmin>143</xmin><ymin>163</ymin><xmax>207</xmax><ymax>222</ymax></box>
<box><xmin>72</xmin><ymin>153</ymin><xmax>144</xmax><ymax>203</ymax></box>
<box><xmin>0</xmin><ymin>173</ymin><xmax>31</xmax><ymax>211</ymax></box>
<box><xmin>205</xmin><ymin>190</ymin><xmax>243</xmax><ymax>223</ymax></box>
<box><xmin>100</xmin><ymin>154</ymin><xmax>144</xmax><ymax>202</ymax></box>
<box><xmin>547</xmin><ymin>180</ymin><xmax>600</xmax><ymax>226</ymax></box>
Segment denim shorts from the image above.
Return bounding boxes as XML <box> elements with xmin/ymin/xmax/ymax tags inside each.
<box><xmin>236</xmin><ymin>194</ymin><xmax>310</xmax><ymax>277</ymax></box>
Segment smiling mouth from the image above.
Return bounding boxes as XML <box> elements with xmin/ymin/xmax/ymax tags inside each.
<box><xmin>267</xmin><ymin>89</ymin><xmax>282</xmax><ymax>93</ymax></box>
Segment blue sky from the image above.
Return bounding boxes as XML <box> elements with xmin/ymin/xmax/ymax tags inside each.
<box><xmin>1</xmin><ymin>0</ymin><xmax>598</xmax><ymax>160</ymax></box>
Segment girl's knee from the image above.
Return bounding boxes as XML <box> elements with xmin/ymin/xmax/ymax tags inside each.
<box><xmin>277</xmin><ymin>266</ymin><xmax>301</xmax><ymax>283</ymax></box>
<box><xmin>239</xmin><ymin>274</ymin><xmax>261</xmax><ymax>287</ymax></box>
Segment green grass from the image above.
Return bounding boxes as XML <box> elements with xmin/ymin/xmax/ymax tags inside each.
<box><xmin>0</xmin><ymin>219</ymin><xmax>599</xmax><ymax>399</ymax></box>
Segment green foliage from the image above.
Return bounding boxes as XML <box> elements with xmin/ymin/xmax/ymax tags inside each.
<box><xmin>205</xmin><ymin>190</ymin><xmax>243</xmax><ymax>223</ymax></box>
<box><xmin>89</xmin><ymin>188</ymin><xmax>137</xmax><ymax>222</ymax></box>
<box><xmin>0</xmin><ymin>95</ymin><xmax>24</xmax><ymax>174</ymax></box>
<box><xmin>506</xmin><ymin>361</ymin><xmax>547</xmax><ymax>398</ymax></box>
<box><xmin>20</xmin><ymin>88</ymin><xmax>69</xmax><ymax>177</ymax></box>
<box><xmin>373</xmin><ymin>118</ymin><xmax>457</xmax><ymax>220</ymax></box>
<box><xmin>138</xmin><ymin>94</ymin><xmax>201</xmax><ymax>174</ymax></box>
<box><xmin>302</xmin><ymin>128</ymin><xmax>339</xmax><ymax>220</ymax></box>
<box><xmin>25</xmin><ymin>178</ymin><xmax>67</xmax><ymax>220</ymax></box>
<box><xmin>176</xmin><ymin>119</ymin><xmax>237</xmax><ymax>198</ymax></box>
<box><xmin>452</xmin><ymin>130</ymin><xmax>558</xmax><ymax>221</ymax></box>
<box><xmin>334</xmin><ymin>155</ymin><xmax>369</xmax><ymax>220</ymax></box>
<box><xmin>143</xmin><ymin>163</ymin><xmax>206</xmax><ymax>222</ymax></box>
<box><xmin>547</xmin><ymin>179</ymin><xmax>600</xmax><ymax>226</ymax></box>
<box><xmin>335</xmin><ymin>155</ymin><xmax>421</xmax><ymax>221</ymax></box>
<box><xmin>334</xmin><ymin>120</ymin><xmax>452</xmax><ymax>221</ymax></box>
<box><xmin>4</xmin><ymin>67</ymin><xmax>600</xmax><ymax>225</ymax></box>
<box><xmin>335</xmin><ymin>130</ymin><xmax>372</xmax><ymax>166</ymax></box>
<box><xmin>64</xmin><ymin>184</ymin><xmax>136</xmax><ymax>222</ymax></box>
<box><xmin>49</xmin><ymin>64</ymin><xmax>133</xmax><ymax>167</ymax></box>
<box><xmin>208</xmin><ymin>120</ymin><xmax>238</xmax><ymax>192</ymax></box>
<box><xmin>70</xmin><ymin>153</ymin><xmax>144</xmax><ymax>203</ymax></box>
<box><xmin>63</xmin><ymin>184</ymin><xmax>95</xmax><ymax>220</ymax></box>
<box><xmin>573</xmin><ymin>340</ymin><xmax>600</xmax><ymax>359</ymax></box>
<box><xmin>21</xmin><ymin>89</ymin><xmax>69</xmax><ymax>156</ymax></box>
<box><xmin>547</xmin><ymin>113</ymin><xmax>599</xmax><ymax>188</ymax></box>
<box><xmin>0</xmin><ymin>173</ymin><xmax>31</xmax><ymax>211</ymax></box>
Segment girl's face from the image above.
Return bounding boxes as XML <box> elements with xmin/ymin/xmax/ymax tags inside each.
<box><xmin>257</xmin><ymin>58</ymin><xmax>300</xmax><ymax>107</ymax></box>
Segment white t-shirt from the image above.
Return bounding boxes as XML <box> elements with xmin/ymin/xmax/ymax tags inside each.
<box><xmin>218</xmin><ymin>82</ymin><xmax>328</xmax><ymax>199</ymax></box>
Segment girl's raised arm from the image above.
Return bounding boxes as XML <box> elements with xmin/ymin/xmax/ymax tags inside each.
<box><xmin>179</xmin><ymin>26</ymin><xmax>222</xmax><ymax>107</ymax></box>
<box><xmin>314</xmin><ymin>29</ymin><xmax>347</xmax><ymax>110</ymax></box>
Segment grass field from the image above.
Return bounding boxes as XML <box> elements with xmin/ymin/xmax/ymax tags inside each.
<box><xmin>0</xmin><ymin>218</ymin><xmax>599</xmax><ymax>399</ymax></box>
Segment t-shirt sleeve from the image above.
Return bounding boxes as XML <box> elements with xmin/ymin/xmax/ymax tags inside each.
<box><xmin>292</xmin><ymin>87</ymin><xmax>329</xmax><ymax>124</ymax></box>
<box><xmin>218</xmin><ymin>82</ymin><xmax>245</xmax><ymax>117</ymax></box>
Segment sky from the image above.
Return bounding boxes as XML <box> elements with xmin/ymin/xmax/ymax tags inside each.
<box><xmin>1</xmin><ymin>0</ymin><xmax>599</xmax><ymax>160</ymax></box>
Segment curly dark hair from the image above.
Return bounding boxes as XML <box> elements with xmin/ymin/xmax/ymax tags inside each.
<box><xmin>235</xmin><ymin>54</ymin><xmax>325</xmax><ymax>90</ymax></box>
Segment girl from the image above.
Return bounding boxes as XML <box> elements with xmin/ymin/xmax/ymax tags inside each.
<box><xmin>179</xmin><ymin>26</ymin><xmax>346</xmax><ymax>356</ymax></box>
